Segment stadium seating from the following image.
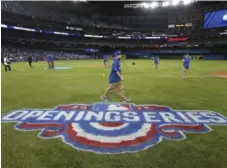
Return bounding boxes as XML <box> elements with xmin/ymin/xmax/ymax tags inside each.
<box><xmin>1</xmin><ymin>1</ymin><xmax>227</xmax><ymax>60</ymax></box>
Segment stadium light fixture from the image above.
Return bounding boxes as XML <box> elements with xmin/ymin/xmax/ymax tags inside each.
<box><xmin>183</xmin><ymin>0</ymin><xmax>192</xmax><ymax>5</ymax></box>
<box><xmin>162</xmin><ymin>1</ymin><xmax>170</xmax><ymax>7</ymax></box>
<box><xmin>150</xmin><ymin>2</ymin><xmax>158</xmax><ymax>9</ymax></box>
<box><xmin>72</xmin><ymin>0</ymin><xmax>87</xmax><ymax>2</ymax></box>
<box><xmin>172</xmin><ymin>0</ymin><xmax>180</xmax><ymax>6</ymax></box>
<box><xmin>141</xmin><ymin>3</ymin><xmax>150</xmax><ymax>8</ymax></box>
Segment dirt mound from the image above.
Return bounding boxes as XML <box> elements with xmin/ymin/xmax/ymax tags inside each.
<box><xmin>210</xmin><ymin>72</ymin><xmax>227</xmax><ymax>78</ymax></box>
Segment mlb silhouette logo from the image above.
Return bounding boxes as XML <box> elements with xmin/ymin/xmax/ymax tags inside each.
<box><xmin>93</xmin><ymin>103</ymin><xmax>131</xmax><ymax>111</ymax></box>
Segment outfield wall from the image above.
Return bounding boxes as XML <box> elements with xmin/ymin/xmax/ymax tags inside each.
<box><xmin>123</xmin><ymin>50</ymin><xmax>227</xmax><ymax>60</ymax></box>
<box><xmin>203</xmin><ymin>55</ymin><xmax>226</xmax><ymax>60</ymax></box>
<box><xmin>125</xmin><ymin>54</ymin><xmax>227</xmax><ymax>60</ymax></box>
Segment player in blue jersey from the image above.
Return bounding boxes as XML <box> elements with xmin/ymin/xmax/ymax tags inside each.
<box><xmin>46</xmin><ymin>54</ymin><xmax>52</xmax><ymax>69</ymax></box>
<box><xmin>103</xmin><ymin>55</ymin><xmax>108</xmax><ymax>68</ymax></box>
<box><xmin>46</xmin><ymin>53</ymin><xmax>54</xmax><ymax>70</ymax></box>
<box><xmin>101</xmin><ymin>51</ymin><xmax>131</xmax><ymax>102</ymax></box>
<box><xmin>154</xmin><ymin>55</ymin><xmax>159</xmax><ymax>70</ymax></box>
<box><xmin>50</xmin><ymin>54</ymin><xmax>55</xmax><ymax>69</ymax></box>
<box><xmin>182</xmin><ymin>54</ymin><xmax>190</xmax><ymax>78</ymax></box>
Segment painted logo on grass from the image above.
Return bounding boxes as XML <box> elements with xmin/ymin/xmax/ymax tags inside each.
<box><xmin>1</xmin><ymin>103</ymin><xmax>227</xmax><ymax>154</ymax></box>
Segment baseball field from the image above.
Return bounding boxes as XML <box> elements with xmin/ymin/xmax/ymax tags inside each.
<box><xmin>1</xmin><ymin>59</ymin><xmax>227</xmax><ymax>168</ymax></box>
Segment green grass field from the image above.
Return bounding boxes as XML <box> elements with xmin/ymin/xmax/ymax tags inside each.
<box><xmin>2</xmin><ymin>60</ymin><xmax>227</xmax><ymax>168</ymax></box>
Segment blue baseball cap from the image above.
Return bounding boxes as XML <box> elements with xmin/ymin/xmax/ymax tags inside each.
<box><xmin>113</xmin><ymin>51</ymin><xmax>121</xmax><ymax>57</ymax></box>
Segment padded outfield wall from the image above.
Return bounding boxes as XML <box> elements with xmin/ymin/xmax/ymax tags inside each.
<box><xmin>122</xmin><ymin>50</ymin><xmax>227</xmax><ymax>60</ymax></box>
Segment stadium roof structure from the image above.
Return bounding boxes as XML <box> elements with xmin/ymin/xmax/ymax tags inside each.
<box><xmin>88</xmin><ymin>1</ymin><xmax>222</xmax><ymax>16</ymax></box>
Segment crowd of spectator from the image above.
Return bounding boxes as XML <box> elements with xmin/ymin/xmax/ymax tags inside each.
<box><xmin>1</xmin><ymin>1</ymin><xmax>122</xmax><ymax>29</ymax></box>
<box><xmin>1</xmin><ymin>1</ymin><xmax>227</xmax><ymax>50</ymax></box>
<box><xmin>1</xmin><ymin>47</ymin><xmax>95</xmax><ymax>62</ymax></box>
<box><xmin>3</xmin><ymin>26</ymin><xmax>226</xmax><ymax>51</ymax></box>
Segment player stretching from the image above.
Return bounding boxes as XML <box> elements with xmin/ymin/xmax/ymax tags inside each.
<box><xmin>182</xmin><ymin>54</ymin><xmax>190</xmax><ymax>78</ymax></box>
<box><xmin>101</xmin><ymin>51</ymin><xmax>131</xmax><ymax>102</ymax></box>
<box><xmin>154</xmin><ymin>55</ymin><xmax>159</xmax><ymax>69</ymax></box>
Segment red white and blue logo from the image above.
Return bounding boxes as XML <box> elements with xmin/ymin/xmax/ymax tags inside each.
<box><xmin>2</xmin><ymin>103</ymin><xmax>227</xmax><ymax>154</ymax></box>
